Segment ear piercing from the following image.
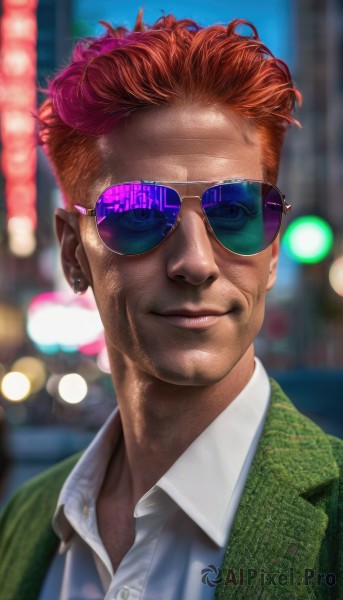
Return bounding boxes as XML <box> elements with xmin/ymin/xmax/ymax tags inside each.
<box><xmin>73</xmin><ymin>278</ymin><xmax>87</xmax><ymax>295</ymax></box>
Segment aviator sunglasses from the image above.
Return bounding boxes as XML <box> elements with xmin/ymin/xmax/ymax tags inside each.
<box><xmin>74</xmin><ymin>179</ymin><xmax>291</xmax><ymax>256</ymax></box>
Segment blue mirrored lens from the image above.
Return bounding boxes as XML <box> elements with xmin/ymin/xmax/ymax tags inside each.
<box><xmin>202</xmin><ymin>182</ymin><xmax>283</xmax><ymax>254</ymax></box>
<box><xmin>96</xmin><ymin>183</ymin><xmax>181</xmax><ymax>254</ymax></box>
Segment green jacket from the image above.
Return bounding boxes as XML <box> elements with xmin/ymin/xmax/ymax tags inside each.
<box><xmin>0</xmin><ymin>379</ymin><xmax>342</xmax><ymax>599</ymax></box>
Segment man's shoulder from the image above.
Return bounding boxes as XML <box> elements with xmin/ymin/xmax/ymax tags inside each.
<box><xmin>269</xmin><ymin>376</ymin><xmax>342</xmax><ymax>446</ymax></box>
<box><xmin>0</xmin><ymin>453</ymin><xmax>82</xmax><ymax>600</ymax></box>
<box><xmin>268</xmin><ymin>377</ymin><xmax>343</xmax><ymax>477</ymax></box>
<box><xmin>219</xmin><ymin>378</ymin><xmax>343</xmax><ymax>599</ymax></box>
<box><xmin>0</xmin><ymin>451</ymin><xmax>82</xmax><ymax>527</ymax></box>
<box><xmin>327</xmin><ymin>433</ymin><xmax>343</xmax><ymax>470</ymax></box>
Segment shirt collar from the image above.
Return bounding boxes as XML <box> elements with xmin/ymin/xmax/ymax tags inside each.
<box><xmin>52</xmin><ymin>407</ymin><xmax>122</xmax><ymax>543</ymax></box>
<box><xmin>53</xmin><ymin>357</ymin><xmax>270</xmax><ymax>548</ymax></box>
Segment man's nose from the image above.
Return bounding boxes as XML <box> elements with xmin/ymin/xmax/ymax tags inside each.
<box><xmin>165</xmin><ymin>199</ymin><xmax>220</xmax><ymax>285</ymax></box>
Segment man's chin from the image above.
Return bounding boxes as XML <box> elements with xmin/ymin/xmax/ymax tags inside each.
<box><xmin>139</xmin><ymin>343</ymin><xmax>256</xmax><ymax>388</ymax></box>
<box><xmin>146</xmin><ymin>358</ymin><xmax>236</xmax><ymax>387</ymax></box>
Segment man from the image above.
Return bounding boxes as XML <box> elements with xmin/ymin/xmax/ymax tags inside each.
<box><xmin>0</xmin><ymin>10</ymin><xmax>341</xmax><ymax>600</ymax></box>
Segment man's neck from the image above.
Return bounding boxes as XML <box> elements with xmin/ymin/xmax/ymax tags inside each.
<box><xmin>103</xmin><ymin>344</ymin><xmax>256</xmax><ymax>506</ymax></box>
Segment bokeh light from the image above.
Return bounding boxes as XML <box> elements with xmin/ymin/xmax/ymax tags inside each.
<box><xmin>11</xmin><ymin>356</ymin><xmax>46</xmax><ymax>393</ymax></box>
<box><xmin>58</xmin><ymin>373</ymin><xmax>88</xmax><ymax>404</ymax></box>
<box><xmin>329</xmin><ymin>256</ymin><xmax>343</xmax><ymax>297</ymax></box>
<box><xmin>7</xmin><ymin>216</ymin><xmax>36</xmax><ymax>257</ymax></box>
<box><xmin>1</xmin><ymin>371</ymin><xmax>31</xmax><ymax>402</ymax></box>
<box><xmin>27</xmin><ymin>291</ymin><xmax>104</xmax><ymax>354</ymax></box>
<box><xmin>0</xmin><ymin>303</ymin><xmax>25</xmax><ymax>347</ymax></box>
<box><xmin>282</xmin><ymin>216</ymin><xmax>334</xmax><ymax>263</ymax></box>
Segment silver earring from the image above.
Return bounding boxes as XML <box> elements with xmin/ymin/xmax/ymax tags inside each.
<box><xmin>73</xmin><ymin>278</ymin><xmax>87</xmax><ymax>295</ymax></box>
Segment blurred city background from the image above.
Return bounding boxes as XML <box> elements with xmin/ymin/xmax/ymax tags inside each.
<box><xmin>0</xmin><ymin>0</ymin><xmax>342</xmax><ymax>504</ymax></box>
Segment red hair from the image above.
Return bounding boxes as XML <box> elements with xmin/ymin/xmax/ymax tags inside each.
<box><xmin>38</xmin><ymin>10</ymin><xmax>301</xmax><ymax>208</ymax></box>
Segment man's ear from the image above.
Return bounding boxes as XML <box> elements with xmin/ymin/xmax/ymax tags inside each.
<box><xmin>55</xmin><ymin>208</ymin><xmax>92</xmax><ymax>293</ymax></box>
<box><xmin>266</xmin><ymin>236</ymin><xmax>280</xmax><ymax>291</ymax></box>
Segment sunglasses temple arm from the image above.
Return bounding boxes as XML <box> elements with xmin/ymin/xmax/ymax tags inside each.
<box><xmin>74</xmin><ymin>204</ymin><xmax>96</xmax><ymax>216</ymax></box>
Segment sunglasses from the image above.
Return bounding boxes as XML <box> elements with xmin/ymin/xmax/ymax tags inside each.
<box><xmin>74</xmin><ymin>179</ymin><xmax>290</xmax><ymax>256</ymax></box>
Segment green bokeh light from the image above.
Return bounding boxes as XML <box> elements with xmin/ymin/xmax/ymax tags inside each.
<box><xmin>282</xmin><ymin>216</ymin><xmax>334</xmax><ymax>264</ymax></box>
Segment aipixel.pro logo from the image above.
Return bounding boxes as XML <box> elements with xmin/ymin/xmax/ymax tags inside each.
<box><xmin>201</xmin><ymin>564</ymin><xmax>223</xmax><ymax>587</ymax></box>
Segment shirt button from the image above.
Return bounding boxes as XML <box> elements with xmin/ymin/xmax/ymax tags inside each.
<box><xmin>119</xmin><ymin>587</ymin><xmax>130</xmax><ymax>600</ymax></box>
<box><xmin>82</xmin><ymin>504</ymin><xmax>89</xmax><ymax>518</ymax></box>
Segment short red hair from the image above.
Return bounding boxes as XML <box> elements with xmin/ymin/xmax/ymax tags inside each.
<box><xmin>38</xmin><ymin>10</ymin><xmax>301</xmax><ymax>208</ymax></box>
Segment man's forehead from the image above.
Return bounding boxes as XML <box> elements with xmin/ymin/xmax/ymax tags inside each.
<box><xmin>98</xmin><ymin>103</ymin><xmax>260</xmax><ymax>155</ymax></box>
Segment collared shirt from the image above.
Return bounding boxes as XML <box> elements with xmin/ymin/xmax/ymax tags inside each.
<box><xmin>40</xmin><ymin>357</ymin><xmax>270</xmax><ymax>600</ymax></box>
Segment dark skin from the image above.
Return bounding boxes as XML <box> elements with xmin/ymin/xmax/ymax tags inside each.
<box><xmin>56</xmin><ymin>103</ymin><xmax>279</xmax><ymax>570</ymax></box>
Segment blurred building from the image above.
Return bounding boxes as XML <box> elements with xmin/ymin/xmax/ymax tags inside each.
<box><xmin>36</xmin><ymin>0</ymin><xmax>72</xmax><ymax>253</ymax></box>
<box><xmin>274</xmin><ymin>0</ymin><xmax>343</xmax><ymax>369</ymax></box>
<box><xmin>283</xmin><ymin>0</ymin><xmax>343</xmax><ymax>226</ymax></box>
<box><xmin>36</xmin><ymin>0</ymin><xmax>73</xmax><ymax>102</ymax></box>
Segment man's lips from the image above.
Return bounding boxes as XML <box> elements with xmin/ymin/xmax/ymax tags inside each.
<box><xmin>154</xmin><ymin>307</ymin><xmax>229</xmax><ymax>317</ymax></box>
<box><xmin>151</xmin><ymin>307</ymin><xmax>231</xmax><ymax>329</ymax></box>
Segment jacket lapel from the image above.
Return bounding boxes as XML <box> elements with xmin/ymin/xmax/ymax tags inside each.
<box><xmin>216</xmin><ymin>379</ymin><xmax>339</xmax><ymax>599</ymax></box>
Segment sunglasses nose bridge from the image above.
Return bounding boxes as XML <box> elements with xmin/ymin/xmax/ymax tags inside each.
<box><xmin>177</xmin><ymin>194</ymin><xmax>206</xmax><ymax>222</ymax></box>
<box><xmin>178</xmin><ymin>192</ymin><xmax>209</xmax><ymax>221</ymax></box>
<box><xmin>178</xmin><ymin>194</ymin><xmax>202</xmax><ymax>211</ymax></box>
<box><xmin>175</xmin><ymin>194</ymin><xmax>212</xmax><ymax>238</ymax></box>
<box><xmin>179</xmin><ymin>194</ymin><xmax>201</xmax><ymax>201</ymax></box>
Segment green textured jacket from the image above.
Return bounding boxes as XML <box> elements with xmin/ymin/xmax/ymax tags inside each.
<box><xmin>0</xmin><ymin>380</ymin><xmax>342</xmax><ymax>600</ymax></box>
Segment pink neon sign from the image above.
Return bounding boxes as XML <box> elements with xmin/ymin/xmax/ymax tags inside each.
<box><xmin>0</xmin><ymin>0</ymin><xmax>38</xmax><ymax>231</ymax></box>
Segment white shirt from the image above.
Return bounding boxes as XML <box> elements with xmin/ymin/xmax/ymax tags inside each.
<box><xmin>40</xmin><ymin>358</ymin><xmax>270</xmax><ymax>600</ymax></box>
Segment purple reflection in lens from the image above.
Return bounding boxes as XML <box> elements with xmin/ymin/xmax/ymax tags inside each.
<box><xmin>262</xmin><ymin>183</ymin><xmax>283</xmax><ymax>244</ymax></box>
<box><xmin>95</xmin><ymin>183</ymin><xmax>181</xmax><ymax>255</ymax></box>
